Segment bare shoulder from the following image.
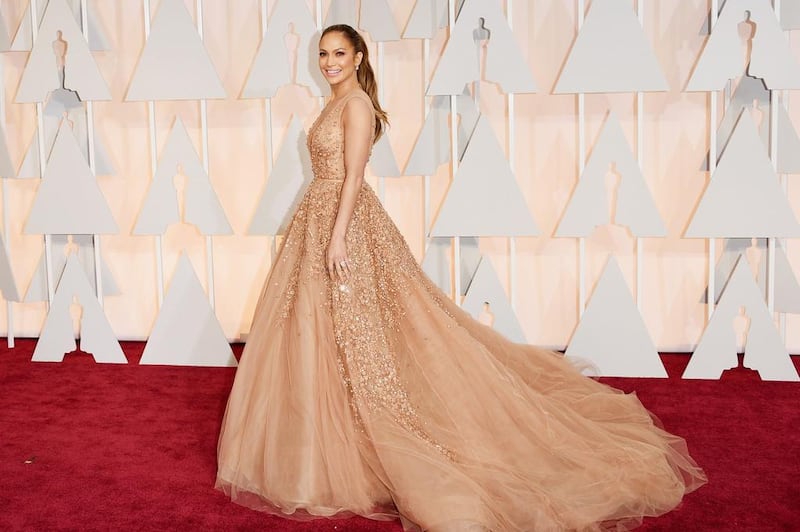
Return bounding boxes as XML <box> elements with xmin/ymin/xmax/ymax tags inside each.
<box><xmin>341</xmin><ymin>90</ymin><xmax>374</xmax><ymax>126</ymax></box>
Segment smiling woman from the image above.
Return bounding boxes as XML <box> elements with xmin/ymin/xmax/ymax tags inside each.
<box><xmin>215</xmin><ymin>23</ymin><xmax>705</xmax><ymax>532</ymax></box>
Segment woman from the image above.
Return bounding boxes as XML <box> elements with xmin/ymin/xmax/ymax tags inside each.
<box><xmin>216</xmin><ymin>24</ymin><xmax>706</xmax><ymax>531</ymax></box>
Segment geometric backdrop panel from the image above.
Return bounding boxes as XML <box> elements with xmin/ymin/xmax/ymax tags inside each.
<box><xmin>556</xmin><ymin>111</ymin><xmax>666</xmax><ymax>237</ymax></box>
<box><xmin>565</xmin><ymin>256</ymin><xmax>667</xmax><ymax>378</ymax></box>
<box><xmin>134</xmin><ymin>117</ymin><xmax>232</xmax><ymax>235</ymax></box>
<box><xmin>241</xmin><ymin>0</ymin><xmax>324</xmax><ymax>98</ymax></box>
<box><xmin>684</xmin><ymin>256</ymin><xmax>799</xmax><ymax>381</ymax></box>
<box><xmin>431</xmin><ymin>116</ymin><xmax>539</xmax><ymax>237</ymax></box>
<box><xmin>685</xmin><ymin>110</ymin><xmax>800</xmax><ymax>238</ymax></box>
<box><xmin>15</xmin><ymin>0</ymin><xmax>111</xmax><ymax>102</ymax></box>
<box><xmin>687</xmin><ymin>0</ymin><xmax>800</xmax><ymax>91</ymax></box>
<box><xmin>428</xmin><ymin>0</ymin><xmax>536</xmax><ymax>94</ymax></box>
<box><xmin>555</xmin><ymin>0</ymin><xmax>668</xmax><ymax>94</ymax></box>
<box><xmin>126</xmin><ymin>0</ymin><xmax>226</xmax><ymax>101</ymax></box>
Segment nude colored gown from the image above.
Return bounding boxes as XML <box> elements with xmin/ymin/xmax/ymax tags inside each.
<box><xmin>216</xmin><ymin>90</ymin><xmax>706</xmax><ymax>531</ymax></box>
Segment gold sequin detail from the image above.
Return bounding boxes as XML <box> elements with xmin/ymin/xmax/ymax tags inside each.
<box><xmin>275</xmin><ymin>90</ymin><xmax>455</xmax><ymax>461</ymax></box>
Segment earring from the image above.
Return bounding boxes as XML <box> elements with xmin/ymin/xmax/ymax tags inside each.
<box><xmin>356</xmin><ymin>64</ymin><xmax>360</xmax><ymax>71</ymax></box>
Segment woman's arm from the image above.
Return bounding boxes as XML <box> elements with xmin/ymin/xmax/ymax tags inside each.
<box><xmin>326</xmin><ymin>96</ymin><xmax>374</xmax><ymax>281</ymax></box>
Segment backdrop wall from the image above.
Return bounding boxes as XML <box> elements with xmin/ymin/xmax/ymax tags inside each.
<box><xmin>0</xmin><ymin>0</ymin><xmax>798</xmax><ymax>353</ymax></box>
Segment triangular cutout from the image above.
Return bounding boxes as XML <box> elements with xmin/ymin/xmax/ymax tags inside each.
<box><xmin>566</xmin><ymin>256</ymin><xmax>667</xmax><ymax>378</ymax></box>
<box><xmin>369</xmin><ymin>132</ymin><xmax>401</xmax><ymax>177</ymax></box>
<box><xmin>775</xmin><ymin>243</ymin><xmax>800</xmax><ymax>314</ymax></box>
<box><xmin>687</xmin><ymin>0</ymin><xmax>800</xmax><ymax>91</ymax></box>
<box><xmin>241</xmin><ymin>0</ymin><xmax>325</xmax><ymax>98</ymax></box>
<box><xmin>783</xmin><ymin>1</ymin><xmax>800</xmax><ymax>30</ymax></box>
<box><xmin>428</xmin><ymin>0</ymin><xmax>536</xmax><ymax>94</ymax></box>
<box><xmin>32</xmin><ymin>254</ymin><xmax>126</xmax><ymax>363</ymax></box>
<box><xmin>134</xmin><ymin>117</ymin><xmax>232</xmax><ymax>235</ymax></box>
<box><xmin>25</xmin><ymin>234</ymin><xmax>119</xmax><ymax>302</ymax></box>
<box><xmin>403</xmin><ymin>94</ymin><xmax>479</xmax><ymax>176</ymax></box>
<box><xmin>699</xmin><ymin>75</ymin><xmax>769</xmax><ymax>171</ymax></box>
<box><xmin>431</xmin><ymin>116</ymin><xmax>538</xmax><ymax>237</ymax></box>
<box><xmin>24</xmin><ymin>121</ymin><xmax>117</xmax><ymax>234</ymax></box>
<box><xmin>403</xmin><ymin>0</ymin><xmax>449</xmax><ymax>39</ymax></box>
<box><xmin>685</xmin><ymin>110</ymin><xmax>800</xmax><ymax>237</ymax></box>
<box><xmin>421</xmin><ymin>237</ymin><xmax>452</xmax><ymax>294</ymax></box>
<box><xmin>461</xmin><ymin>256</ymin><xmax>526</xmax><ymax>343</ymax></box>
<box><xmin>15</xmin><ymin>0</ymin><xmax>111</xmax><ymax>102</ymax></box>
<box><xmin>760</xmin><ymin>103</ymin><xmax>800</xmax><ymax>175</ymax></box>
<box><xmin>0</xmin><ymin>234</ymin><xmax>20</xmax><ymax>301</ymax></box>
<box><xmin>140</xmin><ymin>253</ymin><xmax>236</xmax><ymax>367</ymax></box>
<box><xmin>359</xmin><ymin>0</ymin><xmax>400</xmax><ymax>41</ymax></box>
<box><xmin>684</xmin><ymin>257</ymin><xmax>799</xmax><ymax>381</ymax></box>
<box><xmin>248</xmin><ymin>117</ymin><xmax>313</xmax><ymax>235</ymax></box>
<box><xmin>10</xmin><ymin>0</ymin><xmax>110</xmax><ymax>51</ymax></box>
<box><xmin>15</xmin><ymin>119</ymin><xmax>113</xmax><ymax>179</ymax></box>
<box><xmin>126</xmin><ymin>0</ymin><xmax>226</xmax><ymax>101</ymax></box>
<box><xmin>0</xmin><ymin>124</ymin><xmax>15</xmax><ymax>177</ymax></box>
<box><xmin>324</xmin><ymin>0</ymin><xmax>357</xmax><ymax>28</ymax></box>
<box><xmin>0</xmin><ymin>9</ymin><xmax>10</xmax><ymax>51</ymax></box>
<box><xmin>556</xmin><ymin>111</ymin><xmax>666</xmax><ymax>237</ymax></box>
<box><xmin>421</xmin><ymin>236</ymin><xmax>481</xmax><ymax>296</ymax></box>
<box><xmin>555</xmin><ymin>0</ymin><xmax>668</xmax><ymax>93</ymax></box>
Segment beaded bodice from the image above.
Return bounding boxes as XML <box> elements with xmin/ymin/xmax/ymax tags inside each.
<box><xmin>307</xmin><ymin>90</ymin><xmax>375</xmax><ymax>181</ymax></box>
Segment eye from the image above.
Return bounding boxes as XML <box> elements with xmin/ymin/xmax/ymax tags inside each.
<box><xmin>336</xmin><ymin>51</ymin><xmax>345</xmax><ymax>56</ymax></box>
<box><xmin>318</xmin><ymin>51</ymin><xmax>326</xmax><ymax>57</ymax></box>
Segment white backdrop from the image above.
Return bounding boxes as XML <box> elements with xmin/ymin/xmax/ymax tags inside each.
<box><xmin>1</xmin><ymin>0</ymin><xmax>799</xmax><ymax>353</ymax></box>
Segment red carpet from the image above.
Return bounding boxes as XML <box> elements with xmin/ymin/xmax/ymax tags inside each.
<box><xmin>0</xmin><ymin>340</ymin><xmax>797</xmax><ymax>531</ymax></box>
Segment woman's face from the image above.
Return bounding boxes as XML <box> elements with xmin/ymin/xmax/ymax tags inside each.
<box><xmin>318</xmin><ymin>31</ymin><xmax>362</xmax><ymax>88</ymax></box>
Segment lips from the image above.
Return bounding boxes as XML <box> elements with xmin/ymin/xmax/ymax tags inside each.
<box><xmin>325</xmin><ymin>69</ymin><xmax>342</xmax><ymax>77</ymax></box>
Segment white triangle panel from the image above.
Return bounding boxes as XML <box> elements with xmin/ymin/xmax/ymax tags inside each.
<box><xmin>686</xmin><ymin>111</ymin><xmax>800</xmax><ymax>238</ymax></box>
<box><xmin>25</xmin><ymin>234</ymin><xmax>119</xmax><ymax>302</ymax></box>
<box><xmin>134</xmin><ymin>117</ymin><xmax>232</xmax><ymax>235</ymax></box>
<box><xmin>248</xmin><ymin>117</ymin><xmax>313</xmax><ymax>235</ymax></box>
<box><xmin>0</xmin><ymin>235</ymin><xmax>20</xmax><ymax>301</ymax></box>
<box><xmin>461</xmin><ymin>256</ymin><xmax>526</xmax><ymax>344</ymax></box>
<box><xmin>0</xmin><ymin>125</ymin><xmax>14</xmax><ymax>177</ymax></box>
<box><xmin>687</xmin><ymin>0</ymin><xmax>800</xmax><ymax>91</ymax></box>
<box><xmin>32</xmin><ymin>254</ymin><xmax>126</xmax><ymax>363</ymax></box>
<box><xmin>783</xmin><ymin>1</ymin><xmax>800</xmax><ymax>30</ymax></box>
<box><xmin>10</xmin><ymin>0</ymin><xmax>110</xmax><ymax>51</ymax></box>
<box><xmin>403</xmin><ymin>0</ymin><xmax>448</xmax><ymax>39</ymax></box>
<box><xmin>404</xmin><ymin>94</ymin><xmax>479</xmax><ymax>176</ymax></box>
<box><xmin>126</xmin><ymin>0</ymin><xmax>226</xmax><ymax>101</ymax></box>
<box><xmin>360</xmin><ymin>0</ymin><xmax>400</xmax><ymax>41</ymax></box>
<box><xmin>760</xmin><ymin>103</ymin><xmax>800</xmax><ymax>175</ymax></box>
<box><xmin>428</xmin><ymin>0</ymin><xmax>536</xmax><ymax>95</ymax></box>
<box><xmin>24</xmin><ymin>122</ymin><xmax>117</xmax><ymax>234</ymax></box>
<box><xmin>555</xmin><ymin>0</ymin><xmax>668</xmax><ymax>94</ymax></box>
<box><xmin>324</xmin><ymin>0</ymin><xmax>358</xmax><ymax>28</ymax></box>
<box><xmin>15</xmin><ymin>0</ymin><xmax>111</xmax><ymax>102</ymax></box>
<box><xmin>241</xmin><ymin>0</ymin><xmax>325</xmax><ymax>98</ymax></box>
<box><xmin>566</xmin><ymin>257</ymin><xmax>666</xmax><ymax>378</ymax></box>
<box><xmin>421</xmin><ymin>238</ymin><xmax>452</xmax><ymax>294</ymax></box>
<box><xmin>0</xmin><ymin>9</ymin><xmax>10</xmax><ymax>51</ymax></box>
<box><xmin>369</xmin><ymin>133</ymin><xmax>401</xmax><ymax>177</ymax></box>
<box><xmin>684</xmin><ymin>257</ymin><xmax>798</xmax><ymax>381</ymax></box>
<box><xmin>431</xmin><ymin>116</ymin><xmax>538</xmax><ymax>237</ymax></box>
<box><xmin>556</xmin><ymin>112</ymin><xmax>665</xmax><ymax>237</ymax></box>
<box><xmin>140</xmin><ymin>254</ymin><xmax>236</xmax><ymax>367</ymax></box>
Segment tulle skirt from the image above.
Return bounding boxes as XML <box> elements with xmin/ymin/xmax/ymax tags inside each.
<box><xmin>216</xmin><ymin>179</ymin><xmax>706</xmax><ymax>531</ymax></box>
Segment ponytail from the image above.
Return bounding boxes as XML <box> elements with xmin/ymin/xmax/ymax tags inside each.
<box><xmin>322</xmin><ymin>24</ymin><xmax>389</xmax><ymax>142</ymax></box>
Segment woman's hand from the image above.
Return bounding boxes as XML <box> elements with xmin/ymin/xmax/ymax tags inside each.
<box><xmin>326</xmin><ymin>235</ymin><xmax>350</xmax><ymax>281</ymax></box>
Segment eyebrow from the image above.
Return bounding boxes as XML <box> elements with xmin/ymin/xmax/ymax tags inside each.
<box><xmin>319</xmin><ymin>47</ymin><xmax>347</xmax><ymax>52</ymax></box>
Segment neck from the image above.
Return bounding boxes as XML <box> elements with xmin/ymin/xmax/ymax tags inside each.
<box><xmin>331</xmin><ymin>77</ymin><xmax>360</xmax><ymax>100</ymax></box>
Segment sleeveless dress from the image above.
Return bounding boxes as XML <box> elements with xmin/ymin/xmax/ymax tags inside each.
<box><xmin>216</xmin><ymin>90</ymin><xmax>706</xmax><ymax>531</ymax></box>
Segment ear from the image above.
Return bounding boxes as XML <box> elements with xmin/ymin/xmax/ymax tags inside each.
<box><xmin>355</xmin><ymin>51</ymin><xmax>364</xmax><ymax>67</ymax></box>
